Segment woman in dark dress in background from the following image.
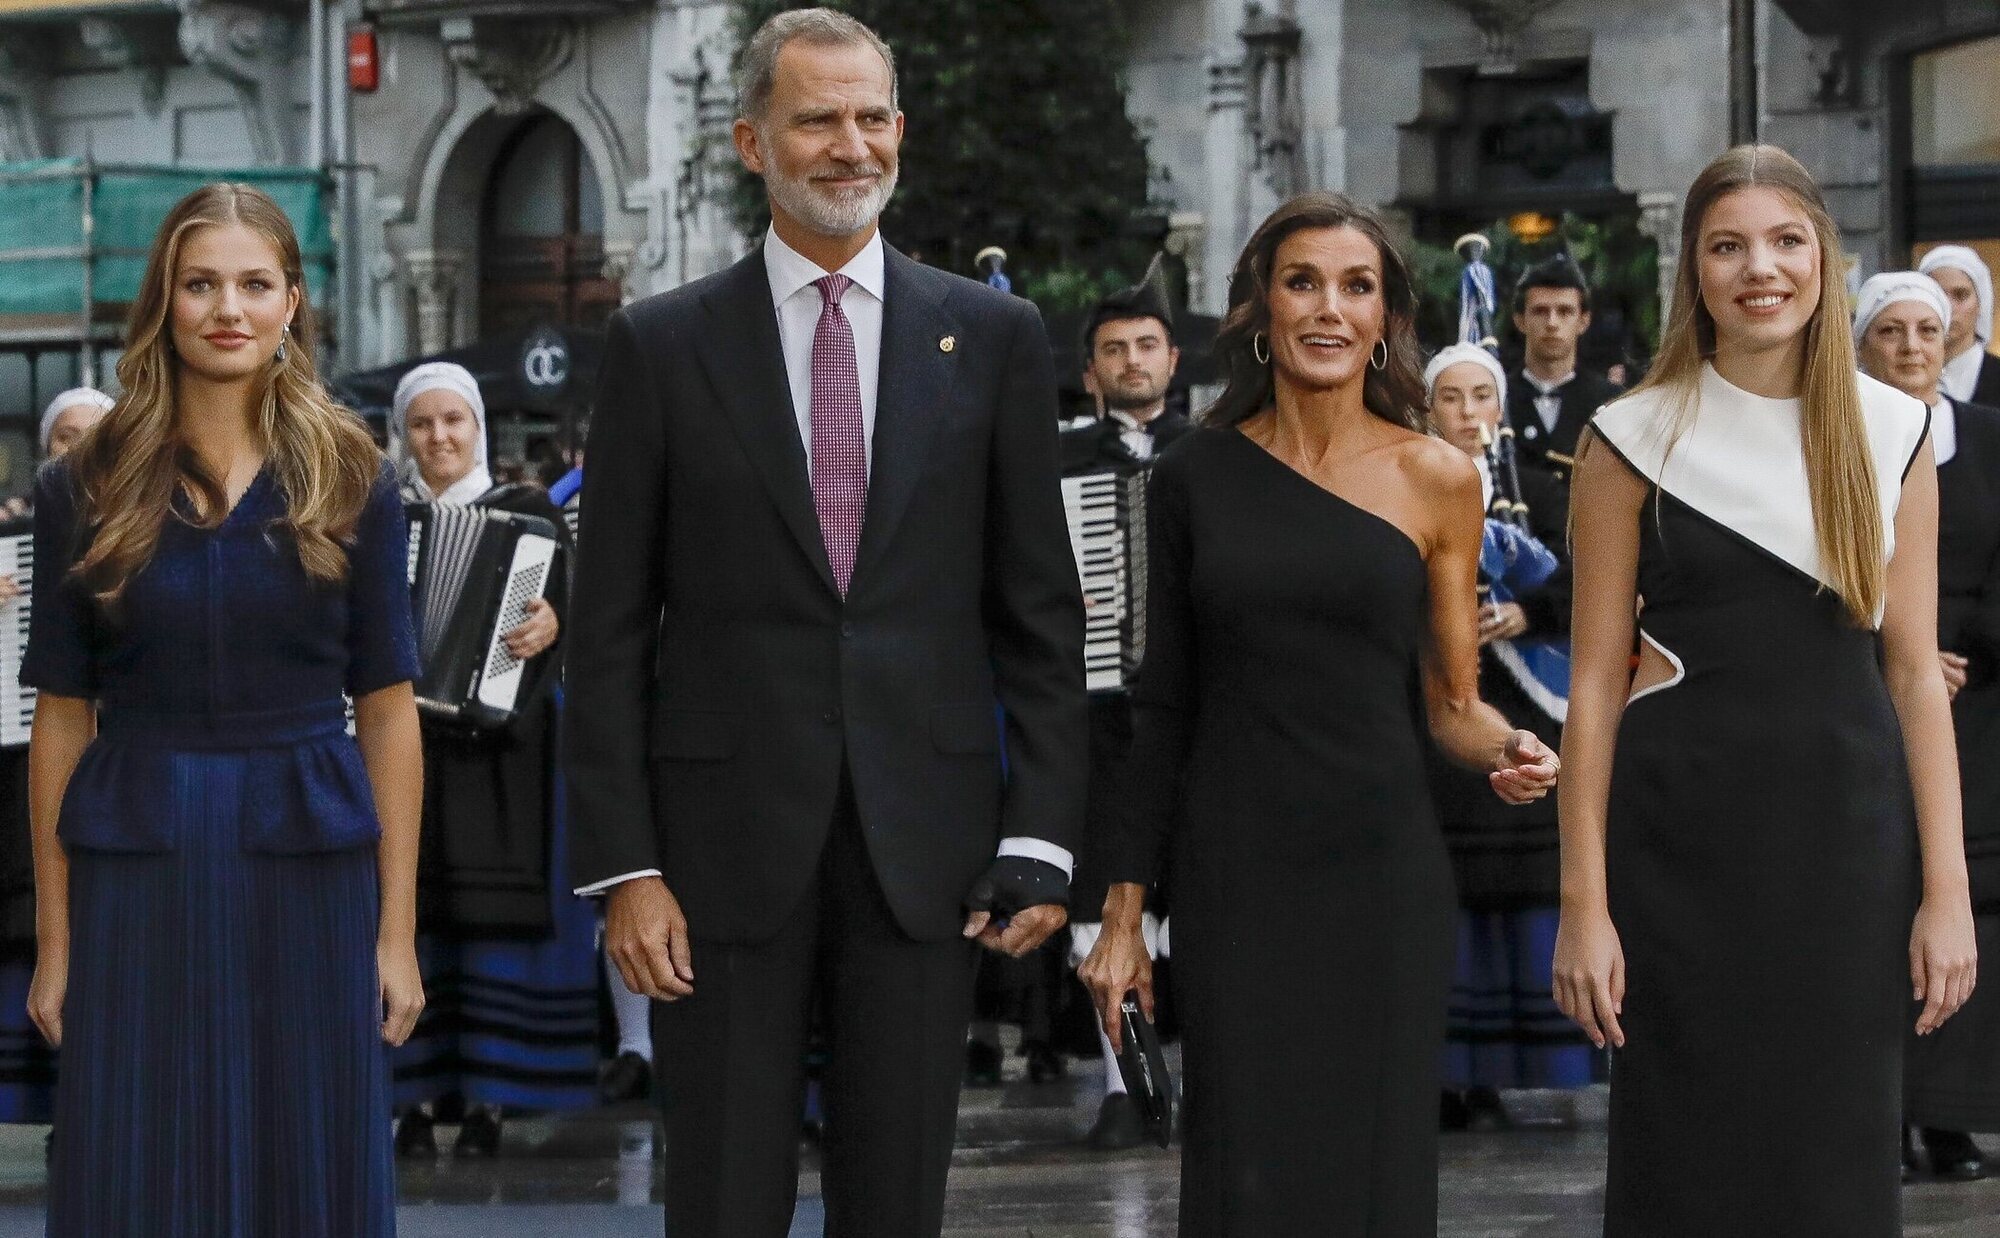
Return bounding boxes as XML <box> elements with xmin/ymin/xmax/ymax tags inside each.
<box><xmin>386</xmin><ymin>362</ymin><xmax>598</xmax><ymax>1158</ymax></box>
<box><xmin>24</xmin><ymin>182</ymin><xmax>423</xmax><ymax>1235</ymax></box>
<box><xmin>0</xmin><ymin>389</ymin><xmax>111</xmax><ymax>1131</ymax></box>
<box><xmin>1555</xmin><ymin>146</ymin><xmax>1977</xmax><ymax>1237</ymax></box>
<box><xmin>1853</xmin><ymin>270</ymin><xmax>2000</xmax><ymax>1181</ymax></box>
<box><xmin>1080</xmin><ymin>192</ymin><xmax>1559</xmax><ymax>1236</ymax></box>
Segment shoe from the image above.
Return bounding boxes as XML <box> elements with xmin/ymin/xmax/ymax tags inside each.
<box><xmin>1024</xmin><ymin>1039</ymin><xmax>1066</xmax><ymax>1084</ymax></box>
<box><xmin>1439</xmin><ymin>1089</ymin><xmax>1471</xmax><ymax>1132</ymax></box>
<box><xmin>1923</xmin><ymin>1127</ymin><xmax>1986</xmax><ymax>1181</ymax></box>
<box><xmin>1465</xmin><ymin>1085</ymin><xmax>1512</xmax><ymax>1132</ymax></box>
<box><xmin>1903</xmin><ymin>1125</ymin><xmax>1921</xmax><ymax>1184</ymax></box>
<box><xmin>1086</xmin><ymin>1091</ymin><xmax>1146</xmax><ymax>1151</ymax></box>
<box><xmin>599</xmin><ymin>1051</ymin><xmax>653</xmax><ymax>1104</ymax></box>
<box><xmin>394</xmin><ymin>1110</ymin><xmax>438</xmax><ymax>1159</ymax></box>
<box><xmin>454</xmin><ymin>1107</ymin><xmax>503</xmax><ymax>1158</ymax></box>
<box><xmin>965</xmin><ymin>1040</ymin><xmax>1003</xmax><ymax>1088</ymax></box>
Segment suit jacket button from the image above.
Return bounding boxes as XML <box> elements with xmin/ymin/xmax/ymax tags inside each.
<box><xmin>823</xmin><ymin>709</ymin><xmax>840</xmax><ymax>725</ymax></box>
<box><xmin>840</xmin><ymin>622</ymin><xmax>854</xmax><ymax>639</ymax></box>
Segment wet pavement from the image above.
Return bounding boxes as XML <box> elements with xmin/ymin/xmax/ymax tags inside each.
<box><xmin>0</xmin><ymin>1054</ymin><xmax>1996</xmax><ymax>1234</ymax></box>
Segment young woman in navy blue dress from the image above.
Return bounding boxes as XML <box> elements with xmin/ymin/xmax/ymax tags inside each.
<box><xmin>22</xmin><ymin>183</ymin><xmax>424</xmax><ymax>1236</ymax></box>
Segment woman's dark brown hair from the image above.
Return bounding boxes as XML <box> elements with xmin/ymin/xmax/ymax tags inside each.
<box><xmin>1204</xmin><ymin>191</ymin><xmax>1429</xmax><ymax>432</ymax></box>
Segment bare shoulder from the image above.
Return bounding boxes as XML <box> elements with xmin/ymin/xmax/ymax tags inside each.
<box><xmin>1392</xmin><ymin>430</ymin><xmax>1479</xmax><ymax>499</ymax></box>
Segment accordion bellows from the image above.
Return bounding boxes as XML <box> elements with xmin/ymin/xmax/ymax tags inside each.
<box><xmin>404</xmin><ymin>502</ymin><xmax>560</xmax><ymax>730</ymax></box>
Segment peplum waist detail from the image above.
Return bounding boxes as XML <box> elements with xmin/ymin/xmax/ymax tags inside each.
<box><xmin>61</xmin><ymin>699</ymin><xmax>382</xmax><ymax>855</ymax></box>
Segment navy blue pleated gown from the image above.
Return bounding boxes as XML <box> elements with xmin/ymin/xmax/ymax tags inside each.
<box><xmin>23</xmin><ymin>458</ymin><xmax>419</xmax><ymax>1238</ymax></box>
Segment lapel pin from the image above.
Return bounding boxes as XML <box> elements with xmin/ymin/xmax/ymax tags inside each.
<box><xmin>939</xmin><ymin>335</ymin><xmax>956</xmax><ymax>353</ymax></box>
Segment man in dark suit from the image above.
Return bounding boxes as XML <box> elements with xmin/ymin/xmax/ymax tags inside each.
<box><xmin>1504</xmin><ymin>258</ymin><xmax>1622</xmax><ymax>482</ymax></box>
<box><xmin>563</xmin><ymin>10</ymin><xmax>1088</xmax><ymax>1236</ymax></box>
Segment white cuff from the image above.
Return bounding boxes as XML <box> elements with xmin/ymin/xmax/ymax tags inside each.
<box><xmin>997</xmin><ymin>837</ymin><xmax>1074</xmax><ymax>879</ymax></box>
<box><xmin>573</xmin><ymin>868</ymin><xmax>663</xmax><ymax>897</ymax></box>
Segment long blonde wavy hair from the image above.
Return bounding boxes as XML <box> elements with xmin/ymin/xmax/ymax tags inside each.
<box><xmin>68</xmin><ymin>183</ymin><xmax>381</xmax><ymax>605</ymax></box>
<box><xmin>1623</xmin><ymin>144</ymin><xmax>1883</xmax><ymax>627</ymax></box>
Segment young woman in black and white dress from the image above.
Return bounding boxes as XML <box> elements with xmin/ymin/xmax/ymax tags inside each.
<box><xmin>1853</xmin><ymin>270</ymin><xmax>2000</xmax><ymax>1181</ymax></box>
<box><xmin>1554</xmin><ymin>145</ymin><xmax>1978</xmax><ymax>1235</ymax></box>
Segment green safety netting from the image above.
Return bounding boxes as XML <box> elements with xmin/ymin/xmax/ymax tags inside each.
<box><xmin>0</xmin><ymin>160</ymin><xmax>331</xmax><ymax>318</ymax></box>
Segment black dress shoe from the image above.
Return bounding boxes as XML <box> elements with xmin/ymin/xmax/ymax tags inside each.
<box><xmin>1023</xmin><ymin>1039</ymin><xmax>1066</xmax><ymax>1084</ymax></box>
<box><xmin>394</xmin><ymin>1110</ymin><xmax>438</xmax><ymax>1159</ymax></box>
<box><xmin>1439</xmin><ymin>1088</ymin><xmax>1471</xmax><ymax>1132</ymax></box>
<box><xmin>1903</xmin><ymin>1125</ymin><xmax>1921</xmax><ymax>1184</ymax></box>
<box><xmin>1087</xmin><ymin>1092</ymin><xmax>1146</xmax><ymax>1151</ymax></box>
<box><xmin>599</xmin><ymin>1051</ymin><xmax>653</xmax><ymax>1104</ymax></box>
<box><xmin>454</xmin><ymin>1107</ymin><xmax>503</xmax><ymax>1158</ymax></box>
<box><xmin>965</xmin><ymin>1040</ymin><xmax>1003</xmax><ymax>1088</ymax></box>
<box><xmin>1923</xmin><ymin>1127</ymin><xmax>1987</xmax><ymax>1181</ymax></box>
<box><xmin>1465</xmin><ymin>1085</ymin><xmax>1512</xmax><ymax>1132</ymax></box>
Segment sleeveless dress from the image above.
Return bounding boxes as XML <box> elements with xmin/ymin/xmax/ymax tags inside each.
<box><xmin>24</xmin><ymin>459</ymin><xmax>418</xmax><ymax>1237</ymax></box>
<box><xmin>1108</xmin><ymin>426</ymin><xmax>1455</xmax><ymax>1236</ymax></box>
<box><xmin>1590</xmin><ymin>364</ymin><xmax>1929</xmax><ymax>1236</ymax></box>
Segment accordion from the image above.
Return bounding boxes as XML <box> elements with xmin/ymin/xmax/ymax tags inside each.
<box><xmin>1062</xmin><ymin>468</ymin><xmax>1149</xmax><ymax>693</ymax></box>
<box><xmin>404</xmin><ymin>502</ymin><xmax>561</xmax><ymax>729</ymax></box>
<box><xmin>0</xmin><ymin>517</ymin><xmax>31</xmax><ymax>748</ymax></box>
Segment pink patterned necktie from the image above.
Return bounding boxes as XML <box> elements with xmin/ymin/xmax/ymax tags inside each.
<box><xmin>809</xmin><ymin>273</ymin><xmax>867</xmax><ymax>595</ymax></box>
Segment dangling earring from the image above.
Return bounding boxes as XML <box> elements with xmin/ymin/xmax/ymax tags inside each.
<box><xmin>275</xmin><ymin>323</ymin><xmax>290</xmax><ymax>366</ymax></box>
<box><xmin>1370</xmin><ymin>338</ymin><xmax>1388</xmax><ymax>371</ymax></box>
<box><xmin>1252</xmin><ymin>332</ymin><xmax>1271</xmax><ymax>365</ymax></box>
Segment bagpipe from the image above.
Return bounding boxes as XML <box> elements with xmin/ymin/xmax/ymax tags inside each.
<box><xmin>1456</xmin><ymin>233</ymin><xmax>1571</xmax><ymax>723</ymax></box>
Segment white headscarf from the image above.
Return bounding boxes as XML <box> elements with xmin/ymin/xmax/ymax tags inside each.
<box><xmin>1851</xmin><ymin>271</ymin><xmax>1951</xmax><ymax>347</ymax></box>
<box><xmin>39</xmin><ymin>387</ymin><xmax>115</xmax><ymax>455</ymax></box>
<box><xmin>392</xmin><ymin>361</ymin><xmax>492</xmax><ymax>504</ymax></box>
<box><xmin>1423</xmin><ymin>343</ymin><xmax>1508</xmax><ymax>405</ymax></box>
<box><xmin>1918</xmin><ymin>245</ymin><xmax>1994</xmax><ymax>346</ymax></box>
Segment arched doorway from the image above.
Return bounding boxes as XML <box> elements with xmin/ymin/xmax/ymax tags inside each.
<box><xmin>478</xmin><ymin>112</ymin><xmax>621</xmax><ymax>336</ymax></box>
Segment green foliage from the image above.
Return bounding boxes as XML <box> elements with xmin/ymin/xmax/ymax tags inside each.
<box><xmin>729</xmin><ymin>0</ymin><xmax>1158</xmax><ymax>314</ymax></box>
<box><xmin>1409</xmin><ymin>211</ymin><xmax>1661</xmax><ymax>370</ymax></box>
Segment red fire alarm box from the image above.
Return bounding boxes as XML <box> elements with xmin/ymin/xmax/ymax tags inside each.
<box><xmin>348</xmin><ymin>27</ymin><xmax>379</xmax><ymax>93</ymax></box>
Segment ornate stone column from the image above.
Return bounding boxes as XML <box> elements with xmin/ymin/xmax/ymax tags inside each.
<box><xmin>175</xmin><ymin>0</ymin><xmax>300</xmax><ymax>165</ymax></box>
<box><xmin>1240</xmin><ymin>3</ymin><xmax>1305</xmax><ymax>202</ymax></box>
<box><xmin>404</xmin><ymin>250</ymin><xmax>467</xmax><ymax>357</ymax></box>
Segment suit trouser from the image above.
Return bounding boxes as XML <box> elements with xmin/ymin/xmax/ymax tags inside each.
<box><xmin>653</xmin><ymin>771</ymin><xmax>978</xmax><ymax>1238</ymax></box>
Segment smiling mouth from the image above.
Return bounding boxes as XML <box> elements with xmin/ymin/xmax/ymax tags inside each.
<box><xmin>1737</xmin><ymin>292</ymin><xmax>1791</xmax><ymax>312</ymax></box>
<box><xmin>1299</xmin><ymin>334</ymin><xmax>1351</xmax><ymax>350</ymax></box>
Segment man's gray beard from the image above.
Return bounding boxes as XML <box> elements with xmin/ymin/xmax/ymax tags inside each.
<box><xmin>766</xmin><ymin>162</ymin><xmax>899</xmax><ymax>238</ymax></box>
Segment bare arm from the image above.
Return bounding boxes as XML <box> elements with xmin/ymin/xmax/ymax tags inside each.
<box><xmin>354</xmin><ymin>682</ymin><xmax>425</xmax><ymax>1044</ymax></box>
<box><xmin>25</xmin><ymin>693</ymin><xmax>93</xmax><ymax>1046</ymax></box>
<box><xmin>1418</xmin><ymin>443</ymin><xmax>1558</xmax><ymax>801</ymax></box>
<box><xmin>1550</xmin><ymin>432</ymin><xmax>1646</xmax><ymax>1049</ymax></box>
<box><xmin>1882</xmin><ymin>439</ymin><xmax>1978</xmax><ymax>1034</ymax></box>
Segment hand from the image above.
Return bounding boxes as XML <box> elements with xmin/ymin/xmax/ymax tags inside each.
<box><xmin>1553</xmin><ymin>904</ymin><xmax>1626</xmax><ymax>1049</ymax></box>
<box><xmin>26</xmin><ymin>946</ymin><xmax>64</xmax><ymax>1049</ymax></box>
<box><xmin>1941</xmin><ymin>651</ymin><xmax>1970</xmax><ymax>701</ymax></box>
<box><xmin>1911</xmin><ymin>895</ymin><xmax>1978</xmax><ymax>1036</ymax></box>
<box><xmin>962</xmin><ymin>856</ymin><xmax>1071</xmax><ymax>957</ymax></box>
<box><xmin>0</xmin><ymin>575</ymin><xmax>22</xmax><ymax>607</ymax></box>
<box><xmin>1078</xmin><ymin>918</ymin><xmax>1153</xmax><ymax>1052</ymax></box>
<box><xmin>1477</xmin><ymin>601</ymin><xmax>1529</xmax><ymax>646</ymax></box>
<box><xmin>503</xmin><ymin>598</ymin><xmax>558</xmax><ymax>661</ymax></box>
<box><xmin>607</xmin><ymin>876</ymin><xmax>694</xmax><ymax>1001</ymax></box>
<box><xmin>1490</xmin><ymin>729</ymin><xmax>1558</xmax><ymax>804</ymax></box>
<box><xmin>378</xmin><ymin>936</ymin><xmax>425</xmax><ymax>1046</ymax></box>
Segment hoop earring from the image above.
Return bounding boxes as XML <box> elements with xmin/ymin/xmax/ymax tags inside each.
<box><xmin>1370</xmin><ymin>338</ymin><xmax>1388</xmax><ymax>371</ymax></box>
<box><xmin>1252</xmin><ymin>332</ymin><xmax>1270</xmax><ymax>365</ymax></box>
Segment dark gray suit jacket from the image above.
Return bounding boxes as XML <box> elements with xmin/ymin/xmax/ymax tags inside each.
<box><xmin>565</xmin><ymin>244</ymin><xmax>1088</xmax><ymax>943</ymax></box>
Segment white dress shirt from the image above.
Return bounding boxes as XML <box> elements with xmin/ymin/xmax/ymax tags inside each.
<box><xmin>1942</xmin><ymin>346</ymin><xmax>1985</xmax><ymax>406</ymax></box>
<box><xmin>1522</xmin><ymin>368</ymin><xmax>1575</xmax><ymax>435</ymax></box>
<box><xmin>1106</xmin><ymin>404</ymin><xmax>1166</xmax><ymax>460</ymax></box>
<box><xmin>1931</xmin><ymin>397</ymin><xmax>1959</xmax><ymax>466</ymax></box>
<box><xmin>575</xmin><ymin>228</ymin><xmax>1073</xmax><ymax>895</ymax></box>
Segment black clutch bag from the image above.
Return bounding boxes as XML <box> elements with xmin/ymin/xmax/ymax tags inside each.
<box><xmin>1116</xmin><ymin>991</ymin><xmax>1174</xmax><ymax>1148</ymax></box>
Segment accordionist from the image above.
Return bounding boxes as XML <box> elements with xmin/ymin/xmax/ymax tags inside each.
<box><xmin>1057</xmin><ymin>280</ymin><xmax>1191</xmax><ymax>1152</ymax></box>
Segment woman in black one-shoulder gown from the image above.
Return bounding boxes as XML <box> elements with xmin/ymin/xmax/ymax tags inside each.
<box><xmin>1080</xmin><ymin>193</ymin><xmax>1559</xmax><ymax>1236</ymax></box>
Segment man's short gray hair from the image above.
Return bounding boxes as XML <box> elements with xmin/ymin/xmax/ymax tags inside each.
<box><xmin>737</xmin><ymin>8</ymin><xmax>898</xmax><ymax>124</ymax></box>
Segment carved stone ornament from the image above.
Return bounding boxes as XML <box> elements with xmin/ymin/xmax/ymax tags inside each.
<box><xmin>1239</xmin><ymin>3</ymin><xmax>1306</xmax><ymax>200</ymax></box>
<box><xmin>442</xmin><ymin>17</ymin><xmax>575</xmax><ymax>116</ymax></box>
<box><xmin>175</xmin><ymin>0</ymin><xmax>299</xmax><ymax>163</ymax></box>
<box><xmin>1442</xmin><ymin>0</ymin><xmax>1566</xmax><ymax>62</ymax></box>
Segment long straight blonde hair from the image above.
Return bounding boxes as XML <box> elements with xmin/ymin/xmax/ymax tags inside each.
<box><xmin>1622</xmin><ymin>144</ymin><xmax>1882</xmax><ymax>627</ymax></box>
<box><xmin>67</xmin><ymin>183</ymin><xmax>380</xmax><ymax>605</ymax></box>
